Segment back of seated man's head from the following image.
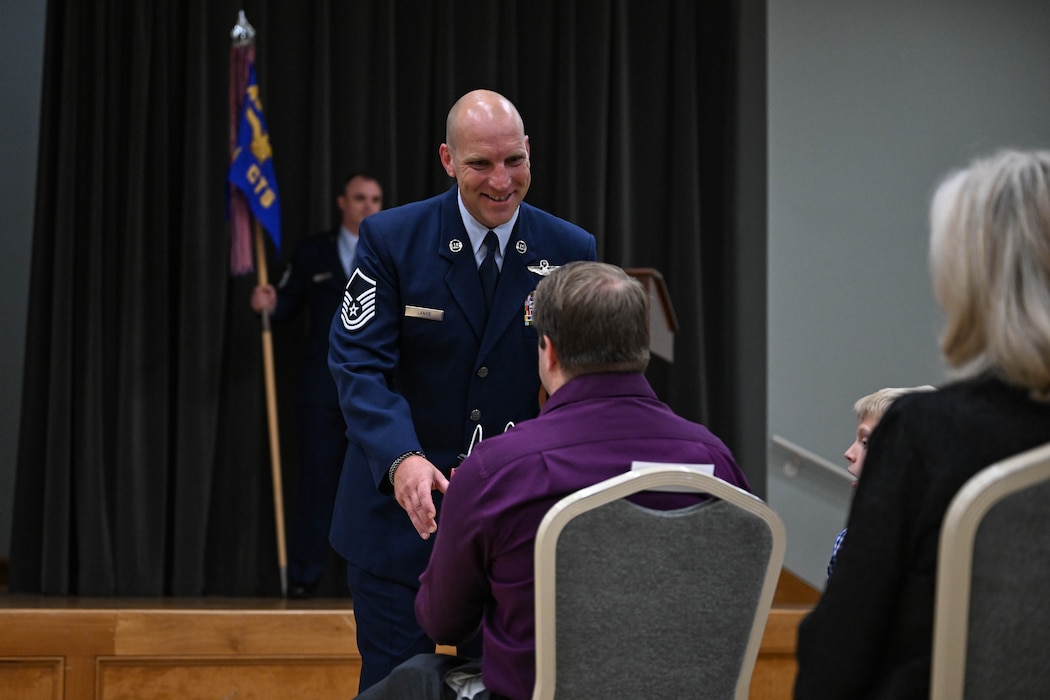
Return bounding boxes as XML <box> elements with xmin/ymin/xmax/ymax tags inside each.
<box><xmin>532</xmin><ymin>261</ymin><xmax>650</xmax><ymax>378</ymax></box>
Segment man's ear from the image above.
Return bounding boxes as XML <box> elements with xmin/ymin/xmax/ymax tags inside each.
<box><xmin>539</xmin><ymin>335</ymin><xmax>557</xmax><ymax>372</ymax></box>
<box><xmin>439</xmin><ymin>143</ymin><xmax>456</xmax><ymax>178</ymax></box>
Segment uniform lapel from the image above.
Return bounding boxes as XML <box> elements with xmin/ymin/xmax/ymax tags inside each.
<box><xmin>476</xmin><ymin>219</ymin><xmax>544</xmax><ymax>361</ymax></box>
<box><xmin>437</xmin><ymin>190</ymin><xmax>488</xmax><ymax>339</ymax></box>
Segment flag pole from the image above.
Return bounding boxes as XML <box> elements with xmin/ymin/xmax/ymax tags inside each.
<box><xmin>254</xmin><ymin>220</ymin><xmax>289</xmax><ymax>598</ymax></box>
<box><xmin>230</xmin><ymin>10</ymin><xmax>288</xmax><ymax>597</ymax></box>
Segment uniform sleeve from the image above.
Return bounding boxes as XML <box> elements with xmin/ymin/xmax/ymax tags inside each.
<box><xmin>793</xmin><ymin>408</ymin><xmax>923</xmax><ymax>698</ymax></box>
<box><xmin>327</xmin><ymin>219</ymin><xmax>422</xmax><ymax>488</ymax></box>
<box><xmin>415</xmin><ymin>463</ymin><xmax>490</xmax><ymax>644</ymax></box>
<box><xmin>585</xmin><ymin>233</ymin><xmax>598</xmax><ymax>262</ymax></box>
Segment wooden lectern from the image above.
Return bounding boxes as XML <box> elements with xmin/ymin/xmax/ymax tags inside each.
<box><xmin>625</xmin><ymin>268</ymin><xmax>678</xmax><ymax>363</ymax></box>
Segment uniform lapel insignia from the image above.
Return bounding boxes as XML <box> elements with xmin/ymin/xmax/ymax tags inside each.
<box><xmin>515</xmin><ymin>240</ymin><xmax>527</xmax><ymax>254</ymax></box>
<box><xmin>449</xmin><ymin>239</ymin><xmax>464</xmax><ymax>253</ymax></box>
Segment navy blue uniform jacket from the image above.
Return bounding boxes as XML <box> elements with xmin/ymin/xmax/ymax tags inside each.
<box><xmin>272</xmin><ymin>229</ymin><xmax>346</xmax><ymax>409</ymax></box>
<box><xmin>327</xmin><ymin>186</ymin><xmax>598</xmax><ymax>586</ymax></box>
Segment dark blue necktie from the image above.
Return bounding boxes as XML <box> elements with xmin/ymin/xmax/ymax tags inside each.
<box><xmin>479</xmin><ymin>230</ymin><xmax>499</xmax><ymax>313</ymax></box>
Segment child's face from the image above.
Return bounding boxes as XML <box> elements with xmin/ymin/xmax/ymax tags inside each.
<box><xmin>844</xmin><ymin>415</ymin><xmax>879</xmax><ymax>486</ymax></box>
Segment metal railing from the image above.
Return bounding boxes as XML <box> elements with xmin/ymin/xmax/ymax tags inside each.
<box><xmin>770</xmin><ymin>434</ymin><xmax>854</xmax><ymax>485</ymax></box>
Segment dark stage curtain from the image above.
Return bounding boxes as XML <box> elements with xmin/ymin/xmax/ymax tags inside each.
<box><xmin>11</xmin><ymin>0</ymin><xmax>750</xmax><ymax>596</ymax></box>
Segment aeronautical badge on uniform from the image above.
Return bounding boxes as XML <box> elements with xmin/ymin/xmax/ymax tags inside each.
<box><xmin>527</xmin><ymin>260</ymin><xmax>557</xmax><ymax>277</ymax></box>
<box><xmin>524</xmin><ymin>260</ymin><xmax>558</xmax><ymax>327</ymax></box>
<box><xmin>340</xmin><ymin>269</ymin><xmax>377</xmax><ymax>332</ymax></box>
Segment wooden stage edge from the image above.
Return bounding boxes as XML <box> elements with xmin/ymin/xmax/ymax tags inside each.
<box><xmin>0</xmin><ymin>569</ymin><xmax>817</xmax><ymax>700</ymax></box>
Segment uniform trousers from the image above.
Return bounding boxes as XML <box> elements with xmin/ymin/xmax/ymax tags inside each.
<box><xmin>348</xmin><ymin>562</ymin><xmax>484</xmax><ymax>692</ymax></box>
<box><xmin>288</xmin><ymin>402</ymin><xmax>347</xmax><ymax>589</ymax></box>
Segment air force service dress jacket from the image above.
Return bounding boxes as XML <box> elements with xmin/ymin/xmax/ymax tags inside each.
<box><xmin>327</xmin><ymin>185</ymin><xmax>598</xmax><ymax>587</ymax></box>
<box><xmin>271</xmin><ymin>229</ymin><xmax>346</xmax><ymax>409</ymax></box>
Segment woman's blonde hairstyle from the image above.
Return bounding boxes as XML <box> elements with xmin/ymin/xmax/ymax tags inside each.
<box><xmin>929</xmin><ymin>149</ymin><xmax>1050</xmax><ymax>399</ymax></box>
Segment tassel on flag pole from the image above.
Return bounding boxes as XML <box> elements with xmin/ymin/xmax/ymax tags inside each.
<box><xmin>228</xmin><ymin>10</ymin><xmax>257</xmax><ymax>276</ymax></box>
<box><xmin>227</xmin><ymin>10</ymin><xmax>289</xmax><ymax>597</ymax></box>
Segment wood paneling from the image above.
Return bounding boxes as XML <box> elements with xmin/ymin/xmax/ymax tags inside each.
<box><xmin>0</xmin><ymin>659</ymin><xmax>62</xmax><ymax>700</ymax></box>
<box><xmin>0</xmin><ymin>598</ymin><xmax>359</xmax><ymax>700</ymax></box>
<box><xmin>0</xmin><ymin>574</ymin><xmax>813</xmax><ymax>700</ymax></box>
<box><xmin>772</xmin><ymin>568</ymin><xmax>821</xmax><ymax>606</ymax></box>
<box><xmin>749</xmin><ymin>607</ymin><xmax>810</xmax><ymax>700</ymax></box>
<box><xmin>98</xmin><ymin>658</ymin><xmax>357</xmax><ymax>700</ymax></box>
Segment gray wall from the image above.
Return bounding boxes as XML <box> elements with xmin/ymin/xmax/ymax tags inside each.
<box><xmin>1</xmin><ymin>1</ymin><xmax>46</xmax><ymax>562</ymax></box>
<box><xmin>768</xmin><ymin>0</ymin><xmax>1050</xmax><ymax>587</ymax></box>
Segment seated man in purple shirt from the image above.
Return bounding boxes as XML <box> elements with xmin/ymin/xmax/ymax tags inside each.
<box><xmin>355</xmin><ymin>261</ymin><xmax>751</xmax><ymax>700</ymax></box>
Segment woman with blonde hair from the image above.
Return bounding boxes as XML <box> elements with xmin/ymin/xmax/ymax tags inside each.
<box><xmin>795</xmin><ymin>149</ymin><xmax>1050</xmax><ymax>699</ymax></box>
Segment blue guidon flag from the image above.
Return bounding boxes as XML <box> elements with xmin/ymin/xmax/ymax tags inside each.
<box><xmin>228</xmin><ymin>61</ymin><xmax>281</xmax><ymax>253</ymax></box>
<box><xmin>341</xmin><ymin>269</ymin><xmax>377</xmax><ymax>332</ymax></box>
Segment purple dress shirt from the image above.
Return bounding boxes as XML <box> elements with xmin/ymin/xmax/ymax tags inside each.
<box><xmin>415</xmin><ymin>372</ymin><xmax>751</xmax><ymax>700</ymax></box>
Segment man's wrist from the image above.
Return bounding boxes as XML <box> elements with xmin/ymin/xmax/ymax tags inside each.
<box><xmin>388</xmin><ymin>451</ymin><xmax>426</xmax><ymax>485</ymax></box>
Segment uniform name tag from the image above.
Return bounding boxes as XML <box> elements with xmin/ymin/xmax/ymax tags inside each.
<box><xmin>404</xmin><ymin>305</ymin><xmax>444</xmax><ymax>321</ymax></box>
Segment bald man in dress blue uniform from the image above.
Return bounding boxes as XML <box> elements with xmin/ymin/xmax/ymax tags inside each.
<box><xmin>327</xmin><ymin>90</ymin><xmax>597</xmax><ymax>692</ymax></box>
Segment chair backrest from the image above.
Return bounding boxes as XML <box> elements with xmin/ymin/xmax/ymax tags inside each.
<box><xmin>532</xmin><ymin>465</ymin><xmax>786</xmax><ymax>700</ymax></box>
<box><xmin>930</xmin><ymin>441</ymin><xmax>1050</xmax><ymax>699</ymax></box>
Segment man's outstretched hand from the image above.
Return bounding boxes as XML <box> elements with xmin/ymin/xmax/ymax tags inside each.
<box><xmin>392</xmin><ymin>455</ymin><xmax>450</xmax><ymax>539</ymax></box>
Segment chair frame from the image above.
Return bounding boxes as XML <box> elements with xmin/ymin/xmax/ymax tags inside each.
<box><xmin>930</xmin><ymin>440</ymin><xmax>1050</xmax><ymax>699</ymax></box>
<box><xmin>532</xmin><ymin>465</ymin><xmax>786</xmax><ymax>700</ymax></box>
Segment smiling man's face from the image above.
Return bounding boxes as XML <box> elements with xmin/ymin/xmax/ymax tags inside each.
<box><xmin>440</xmin><ymin>95</ymin><xmax>532</xmax><ymax>229</ymax></box>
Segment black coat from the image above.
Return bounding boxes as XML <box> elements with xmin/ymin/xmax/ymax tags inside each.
<box><xmin>795</xmin><ymin>376</ymin><xmax>1050</xmax><ymax>699</ymax></box>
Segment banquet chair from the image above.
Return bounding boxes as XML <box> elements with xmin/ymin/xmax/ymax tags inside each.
<box><xmin>532</xmin><ymin>464</ymin><xmax>785</xmax><ymax>700</ymax></box>
<box><xmin>930</xmin><ymin>440</ymin><xmax>1050</xmax><ymax>699</ymax></box>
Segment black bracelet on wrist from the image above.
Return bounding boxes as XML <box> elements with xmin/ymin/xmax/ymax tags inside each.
<box><xmin>388</xmin><ymin>450</ymin><xmax>425</xmax><ymax>485</ymax></box>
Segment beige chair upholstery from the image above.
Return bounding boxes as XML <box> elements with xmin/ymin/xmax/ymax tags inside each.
<box><xmin>532</xmin><ymin>465</ymin><xmax>786</xmax><ymax>700</ymax></box>
<box><xmin>931</xmin><ymin>441</ymin><xmax>1050</xmax><ymax>699</ymax></box>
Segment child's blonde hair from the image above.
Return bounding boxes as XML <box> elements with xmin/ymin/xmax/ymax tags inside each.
<box><xmin>854</xmin><ymin>385</ymin><xmax>936</xmax><ymax>422</ymax></box>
